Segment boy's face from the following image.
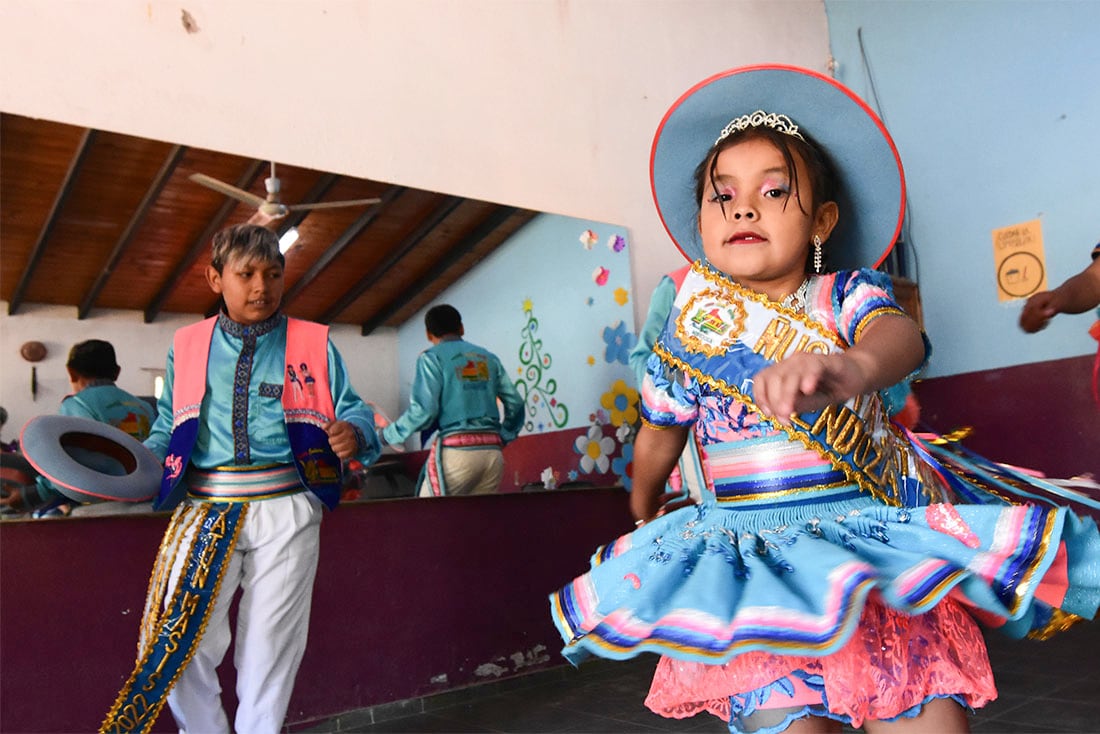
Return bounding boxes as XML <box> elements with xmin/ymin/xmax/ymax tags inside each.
<box><xmin>206</xmin><ymin>253</ymin><xmax>285</xmax><ymax>325</ymax></box>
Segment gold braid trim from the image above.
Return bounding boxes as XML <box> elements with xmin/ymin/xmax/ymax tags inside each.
<box><xmin>852</xmin><ymin>306</ymin><xmax>908</xmax><ymax>342</ymax></box>
<box><xmin>100</xmin><ymin>502</ymin><xmax>249</xmax><ymax>734</ymax></box>
<box><xmin>1027</xmin><ymin>608</ymin><xmax>1085</xmax><ymax>641</ymax></box>
<box><xmin>687</xmin><ymin>261</ymin><xmax>843</xmax><ymax>346</ymax></box>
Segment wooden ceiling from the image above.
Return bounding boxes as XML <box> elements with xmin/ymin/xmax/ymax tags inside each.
<box><xmin>0</xmin><ymin>112</ymin><xmax>538</xmax><ymax>334</ymax></box>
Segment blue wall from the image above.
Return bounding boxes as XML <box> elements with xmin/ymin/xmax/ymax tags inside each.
<box><xmin>395</xmin><ymin>213</ymin><xmax>636</xmax><ymax>446</ymax></box>
<box><xmin>825</xmin><ymin>0</ymin><xmax>1100</xmax><ymax>378</ymax></box>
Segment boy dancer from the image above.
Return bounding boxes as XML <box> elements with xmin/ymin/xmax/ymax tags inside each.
<box><xmin>381</xmin><ymin>304</ymin><xmax>524</xmax><ymax>496</ymax></box>
<box><xmin>102</xmin><ymin>224</ymin><xmax>381</xmax><ymax>734</ymax></box>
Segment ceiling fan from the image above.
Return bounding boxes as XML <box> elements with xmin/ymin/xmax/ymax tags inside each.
<box><xmin>189</xmin><ymin>161</ymin><xmax>382</xmax><ymax>220</ymax></box>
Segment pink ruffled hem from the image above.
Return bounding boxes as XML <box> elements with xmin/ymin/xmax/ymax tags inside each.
<box><xmin>645</xmin><ymin>594</ymin><xmax>997</xmax><ymax>727</ymax></box>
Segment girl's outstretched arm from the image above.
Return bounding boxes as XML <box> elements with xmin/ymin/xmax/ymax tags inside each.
<box><xmin>754</xmin><ymin>313</ymin><xmax>925</xmax><ymax>424</ymax></box>
<box><xmin>631</xmin><ymin>424</ymin><xmax>690</xmax><ymax>522</ymax></box>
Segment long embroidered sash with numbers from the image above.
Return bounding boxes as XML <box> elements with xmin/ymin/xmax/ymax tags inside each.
<box><xmin>654</xmin><ymin>261</ymin><xmax>949</xmax><ymax>507</ymax></box>
<box><xmin>100</xmin><ymin>502</ymin><xmax>246</xmax><ymax>734</ymax></box>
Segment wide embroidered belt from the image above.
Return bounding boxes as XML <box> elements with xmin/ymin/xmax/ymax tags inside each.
<box><xmin>186</xmin><ymin>464</ymin><xmax>303</xmax><ymax>502</ymax></box>
<box><xmin>441</xmin><ymin>432</ymin><xmax>503</xmax><ymax>448</ymax></box>
<box><xmin>705</xmin><ymin>438</ymin><xmax>863</xmax><ymax>507</ymax></box>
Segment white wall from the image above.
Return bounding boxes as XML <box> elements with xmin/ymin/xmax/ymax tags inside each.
<box><xmin>0</xmin><ymin>302</ymin><xmax>397</xmax><ymax>440</ymax></box>
<box><xmin>825</xmin><ymin>0</ymin><xmax>1100</xmax><ymax>378</ymax></box>
<box><xmin>0</xmin><ymin>0</ymin><xmax>830</xmax><ymax>342</ymax></box>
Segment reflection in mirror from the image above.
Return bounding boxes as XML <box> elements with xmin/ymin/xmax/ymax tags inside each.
<box><xmin>1</xmin><ymin>113</ymin><xmax>638</xmax><ymax>518</ymax></box>
<box><xmin>384</xmin><ymin>215</ymin><xmax>638</xmax><ymax>499</ymax></box>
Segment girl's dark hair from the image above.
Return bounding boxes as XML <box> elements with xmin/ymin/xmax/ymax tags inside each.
<box><xmin>693</xmin><ymin>125</ymin><xmax>838</xmax><ymax>221</ymax></box>
<box><xmin>67</xmin><ymin>339</ymin><xmax>121</xmax><ymax>380</ymax></box>
<box><xmin>425</xmin><ymin>304</ymin><xmax>463</xmax><ymax>337</ymax></box>
<box><xmin>692</xmin><ymin>126</ymin><xmax>838</xmax><ymax>272</ymax></box>
<box><xmin>210</xmin><ymin>224</ymin><xmax>285</xmax><ymax>273</ymax></box>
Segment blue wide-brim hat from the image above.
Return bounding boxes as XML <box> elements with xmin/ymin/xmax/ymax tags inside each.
<box><xmin>20</xmin><ymin>415</ymin><xmax>161</xmax><ymax>503</ymax></box>
<box><xmin>650</xmin><ymin>64</ymin><xmax>905</xmax><ymax>270</ymax></box>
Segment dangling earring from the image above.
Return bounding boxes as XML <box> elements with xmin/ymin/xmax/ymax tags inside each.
<box><xmin>812</xmin><ymin>235</ymin><xmax>823</xmax><ymax>273</ymax></box>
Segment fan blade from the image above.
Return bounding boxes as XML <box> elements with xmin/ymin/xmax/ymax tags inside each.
<box><xmin>286</xmin><ymin>197</ymin><xmax>383</xmax><ymax>212</ymax></box>
<box><xmin>189</xmin><ymin>173</ymin><xmax>267</xmax><ymax>208</ymax></box>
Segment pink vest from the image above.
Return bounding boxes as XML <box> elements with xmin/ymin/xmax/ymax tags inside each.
<box><xmin>155</xmin><ymin>316</ymin><xmax>345</xmax><ymax>510</ymax></box>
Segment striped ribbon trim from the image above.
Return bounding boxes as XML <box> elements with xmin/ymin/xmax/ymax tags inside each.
<box><xmin>186</xmin><ymin>464</ymin><xmax>303</xmax><ymax>502</ymax></box>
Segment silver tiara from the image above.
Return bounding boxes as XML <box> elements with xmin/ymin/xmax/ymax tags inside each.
<box><xmin>715</xmin><ymin>110</ymin><xmax>804</xmax><ymax>145</ymax></box>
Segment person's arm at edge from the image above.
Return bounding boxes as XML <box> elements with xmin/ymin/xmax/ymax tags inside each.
<box><xmin>630</xmin><ymin>423</ymin><xmax>689</xmax><ymax>523</ymax></box>
<box><xmin>629</xmin><ymin>274</ymin><xmax>677</xmax><ymax>388</ymax></box>
<box><xmin>1020</xmin><ymin>256</ymin><xmax>1100</xmax><ymax>332</ymax></box>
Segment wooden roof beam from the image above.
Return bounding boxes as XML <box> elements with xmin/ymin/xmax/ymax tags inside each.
<box><xmin>280</xmin><ymin>185</ymin><xmax>406</xmax><ymax>307</ymax></box>
<box><xmin>360</xmin><ymin>206</ymin><xmax>520</xmax><ymax>336</ymax></box>
<box><xmin>8</xmin><ymin>128</ymin><xmax>97</xmax><ymax>315</ymax></box>
<box><xmin>319</xmin><ymin>195</ymin><xmax>463</xmax><ymax>325</ymax></box>
<box><xmin>79</xmin><ymin>145</ymin><xmax>188</xmax><ymax>319</ymax></box>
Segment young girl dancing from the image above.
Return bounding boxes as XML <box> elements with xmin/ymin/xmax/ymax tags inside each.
<box><xmin>550</xmin><ymin>65</ymin><xmax>1100</xmax><ymax>734</ymax></box>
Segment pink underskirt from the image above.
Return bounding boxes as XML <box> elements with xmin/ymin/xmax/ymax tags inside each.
<box><xmin>645</xmin><ymin>594</ymin><xmax>997</xmax><ymax>728</ymax></box>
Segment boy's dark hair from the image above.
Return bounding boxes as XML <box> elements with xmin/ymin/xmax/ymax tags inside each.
<box><xmin>210</xmin><ymin>224</ymin><xmax>285</xmax><ymax>273</ymax></box>
<box><xmin>425</xmin><ymin>304</ymin><xmax>463</xmax><ymax>338</ymax></box>
<box><xmin>67</xmin><ymin>340</ymin><xmax>121</xmax><ymax>381</ymax></box>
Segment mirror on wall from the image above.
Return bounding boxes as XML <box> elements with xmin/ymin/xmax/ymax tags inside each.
<box><xmin>1</xmin><ymin>113</ymin><xmax>639</xmax><ymax>519</ymax></box>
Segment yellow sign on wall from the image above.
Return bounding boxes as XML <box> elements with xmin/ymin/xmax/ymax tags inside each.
<box><xmin>991</xmin><ymin>219</ymin><xmax>1048</xmax><ymax>301</ymax></box>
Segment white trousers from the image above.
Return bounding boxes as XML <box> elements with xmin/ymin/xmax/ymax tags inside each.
<box><xmin>417</xmin><ymin>446</ymin><xmax>504</xmax><ymax>497</ymax></box>
<box><xmin>165</xmin><ymin>492</ymin><xmax>323</xmax><ymax>734</ymax></box>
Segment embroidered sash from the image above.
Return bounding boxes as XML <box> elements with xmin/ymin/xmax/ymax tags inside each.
<box><xmin>655</xmin><ymin>262</ymin><xmax>948</xmax><ymax>507</ymax></box>
<box><xmin>100</xmin><ymin>502</ymin><xmax>246</xmax><ymax>733</ymax></box>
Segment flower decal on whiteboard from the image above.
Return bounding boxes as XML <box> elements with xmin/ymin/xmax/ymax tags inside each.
<box><xmin>607</xmin><ymin>234</ymin><xmax>627</xmax><ymax>253</ymax></box>
<box><xmin>579</xmin><ymin>229</ymin><xmax>598</xmax><ymax>249</ymax></box>
<box><xmin>592</xmin><ymin>266</ymin><xmax>610</xmax><ymax>286</ymax></box>
<box><xmin>611</xmin><ymin>442</ymin><xmax>634</xmax><ymax>491</ymax></box>
<box><xmin>574</xmin><ymin>424</ymin><xmax>615</xmax><ymax>474</ymax></box>
<box><xmin>600</xmin><ymin>379</ymin><xmax>639</xmax><ymax>427</ymax></box>
<box><xmin>603</xmin><ymin>320</ymin><xmax>636</xmax><ymax>365</ymax></box>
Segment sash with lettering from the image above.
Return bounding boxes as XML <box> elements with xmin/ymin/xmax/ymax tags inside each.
<box><xmin>101</xmin><ymin>316</ymin><xmax>343</xmax><ymax>733</ymax></box>
<box><xmin>652</xmin><ymin>261</ymin><xmax>951</xmax><ymax>508</ymax></box>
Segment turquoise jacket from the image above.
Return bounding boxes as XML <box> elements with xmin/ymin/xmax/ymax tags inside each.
<box><xmin>382</xmin><ymin>336</ymin><xmax>525</xmax><ymax>447</ymax></box>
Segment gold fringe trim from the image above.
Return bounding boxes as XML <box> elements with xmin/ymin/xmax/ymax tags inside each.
<box><xmin>1027</xmin><ymin>608</ymin><xmax>1085</xmax><ymax>641</ymax></box>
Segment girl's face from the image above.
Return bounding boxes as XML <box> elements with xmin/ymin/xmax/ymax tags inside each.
<box><xmin>206</xmin><ymin>252</ymin><xmax>285</xmax><ymax>325</ymax></box>
<box><xmin>698</xmin><ymin>137</ymin><xmax>836</xmax><ymax>301</ymax></box>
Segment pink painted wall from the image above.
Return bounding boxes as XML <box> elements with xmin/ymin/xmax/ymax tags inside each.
<box><xmin>914</xmin><ymin>354</ymin><xmax>1099</xmax><ymax>478</ymax></box>
<box><xmin>0</xmin><ymin>488</ymin><xmax>631</xmax><ymax>733</ymax></box>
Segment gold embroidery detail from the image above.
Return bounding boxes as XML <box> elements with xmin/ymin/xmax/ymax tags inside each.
<box><xmin>852</xmin><ymin>307</ymin><xmax>907</xmax><ymax>342</ymax></box>
<box><xmin>1026</xmin><ymin>608</ymin><xmax>1084</xmax><ymax>641</ymax></box>
<box><xmin>101</xmin><ymin>503</ymin><xmax>248</xmax><ymax>734</ymax></box>
<box><xmin>676</xmin><ymin>286</ymin><xmax>747</xmax><ymax>357</ymax></box>
<box><xmin>688</xmin><ymin>261</ymin><xmax>841</xmax><ymax>346</ymax></box>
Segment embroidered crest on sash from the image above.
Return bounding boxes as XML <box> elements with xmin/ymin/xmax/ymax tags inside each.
<box><xmin>676</xmin><ymin>287</ymin><xmax>747</xmax><ymax>357</ymax></box>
